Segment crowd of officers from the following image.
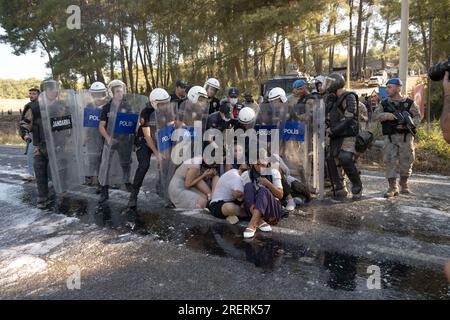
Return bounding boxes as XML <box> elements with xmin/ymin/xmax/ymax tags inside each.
<box><xmin>18</xmin><ymin>73</ymin><xmax>420</xmax><ymax>237</ymax></box>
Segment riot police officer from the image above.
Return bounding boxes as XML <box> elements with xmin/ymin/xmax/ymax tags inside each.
<box><xmin>204</xmin><ymin>78</ymin><xmax>221</xmax><ymax>114</ymax></box>
<box><xmin>98</xmin><ymin>80</ymin><xmax>134</xmax><ymax>203</ymax></box>
<box><xmin>325</xmin><ymin>73</ymin><xmax>363</xmax><ymax>199</ymax></box>
<box><xmin>226</xmin><ymin>87</ymin><xmax>244</xmax><ymax>119</ymax></box>
<box><xmin>373</xmin><ymin>78</ymin><xmax>420</xmax><ymax>198</ymax></box>
<box><xmin>127</xmin><ymin>88</ymin><xmax>166</xmax><ymax>208</ymax></box>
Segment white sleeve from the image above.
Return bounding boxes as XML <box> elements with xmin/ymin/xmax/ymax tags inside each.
<box><xmin>241</xmin><ymin>171</ymin><xmax>251</xmax><ymax>186</ymax></box>
<box><xmin>231</xmin><ymin>174</ymin><xmax>244</xmax><ymax>192</ymax></box>
<box><xmin>271</xmin><ymin>169</ymin><xmax>283</xmax><ymax>189</ymax></box>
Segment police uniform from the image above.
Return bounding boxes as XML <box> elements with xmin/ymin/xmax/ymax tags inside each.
<box><xmin>99</xmin><ymin>99</ymin><xmax>134</xmax><ymax>189</ymax></box>
<box><xmin>170</xmin><ymin>93</ymin><xmax>186</xmax><ymax>111</ymax></box>
<box><xmin>206</xmin><ymin>111</ymin><xmax>236</xmax><ymax>131</ymax></box>
<box><xmin>128</xmin><ymin>105</ymin><xmax>156</xmax><ymax>207</ymax></box>
<box><xmin>208</xmin><ymin>96</ymin><xmax>221</xmax><ymax>114</ymax></box>
<box><xmin>326</xmin><ymin>91</ymin><xmax>362</xmax><ymax>197</ymax></box>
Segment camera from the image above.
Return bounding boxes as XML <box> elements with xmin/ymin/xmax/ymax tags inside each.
<box><xmin>428</xmin><ymin>56</ymin><xmax>450</xmax><ymax>81</ymax></box>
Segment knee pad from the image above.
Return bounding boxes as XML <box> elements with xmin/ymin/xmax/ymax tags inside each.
<box><xmin>338</xmin><ymin>151</ymin><xmax>354</xmax><ymax>166</ymax></box>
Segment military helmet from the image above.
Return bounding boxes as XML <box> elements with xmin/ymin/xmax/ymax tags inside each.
<box><xmin>326</xmin><ymin>73</ymin><xmax>346</xmax><ymax>93</ymax></box>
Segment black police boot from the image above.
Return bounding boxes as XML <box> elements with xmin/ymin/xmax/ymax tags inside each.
<box><xmin>338</xmin><ymin>151</ymin><xmax>362</xmax><ymax>199</ymax></box>
<box><xmin>99</xmin><ymin>185</ymin><xmax>109</xmax><ymax>204</ymax></box>
<box><xmin>125</xmin><ymin>182</ymin><xmax>133</xmax><ymax>193</ymax></box>
<box><xmin>127</xmin><ymin>186</ymin><xmax>139</xmax><ymax>208</ymax></box>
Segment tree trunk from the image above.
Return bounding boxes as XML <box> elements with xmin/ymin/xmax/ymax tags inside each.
<box><xmin>253</xmin><ymin>40</ymin><xmax>260</xmax><ymax>78</ymax></box>
<box><xmin>381</xmin><ymin>16</ymin><xmax>391</xmax><ymax>69</ymax></box>
<box><xmin>313</xmin><ymin>22</ymin><xmax>323</xmax><ymax>75</ymax></box>
<box><xmin>144</xmin><ymin>33</ymin><xmax>156</xmax><ymax>89</ymax></box>
<box><xmin>355</xmin><ymin>0</ymin><xmax>364</xmax><ymax>80</ymax></box>
<box><xmin>348</xmin><ymin>0</ymin><xmax>354</xmax><ymax>78</ymax></box>
<box><xmin>110</xmin><ymin>33</ymin><xmax>115</xmax><ymax>80</ymax></box>
<box><xmin>362</xmin><ymin>10</ymin><xmax>370</xmax><ymax>76</ymax></box>
<box><xmin>302</xmin><ymin>35</ymin><xmax>307</xmax><ymax>73</ymax></box>
<box><xmin>118</xmin><ymin>28</ymin><xmax>128</xmax><ymax>86</ymax></box>
<box><xmin>127</xmin><ymin>27</ymin><xmax>135</xmax><ymax>93</ymax></box>
<box><xmin>416</xmin><ymin>0</ymin><xmax>430</xmax><ymax>68</ymax></box>
<box><xmin>280</xmin><ymin>35</ymin><xmax>286</xmax><ymax>74</ymax></box>
<box><xmin>329</xmin><ymin>23</ymin><xmax>337</xmax><ymax>74</ymax></box>
<box><xmin>270</xmin><ymin>33</ymin><xmax>280</xmax><ymax>76</ymax></box>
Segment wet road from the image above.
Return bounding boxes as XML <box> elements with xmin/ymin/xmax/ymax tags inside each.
<box><xmin>0</xmin><ymin>145</ymin><xmax>449</xmax><ymax>299</ymax></box>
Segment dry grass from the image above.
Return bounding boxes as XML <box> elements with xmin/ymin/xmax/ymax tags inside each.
<box><xmin>0</xmin><ymin>114</ymin><xmax>25</xmax><ymax>146</ymax></box>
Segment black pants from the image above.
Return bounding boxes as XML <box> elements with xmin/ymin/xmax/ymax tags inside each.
<box><xmin>103</xmin><ymin>141</ymin><xmax>133</xmax><ymax>186</ymax></box>
<box><xmin>34</xmin><ymin>146</ymin><xmax>49</xmax><ymax>202</ymax></box>
<box><xmin>132</xmin><ymin>145</ymin><xmax>153</xmax><ymax>192</ymax></box>
<box><xmin>327</xmin><ymin>148</ymin><xmax>362</xmax><ymax>194</ymax></box>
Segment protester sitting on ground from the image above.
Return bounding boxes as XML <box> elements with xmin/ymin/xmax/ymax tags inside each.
<box><xmin>270</xmin><ymin>153</ymin><xmax>312</xmax><ymax>209</ymax></box>
<box><xmin>242</xmin><ymin>152</ymin><xmax>284</xmax><ymax>239</ymax></box>
<box><xmin>168</xmin><ymin>157</ymin><xmax>218</xmax><ymax>209</ymax></box>
<box><xmin>207</xmin><ymin>163</ymin><xmax>248</xmax><ymax>225</ymax></box>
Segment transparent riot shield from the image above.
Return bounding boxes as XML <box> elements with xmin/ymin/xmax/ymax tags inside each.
<box><xmin>283</xmin><ymin>95</ymin><xmax>325</xmax><ymax>199</ymax></box>
<box><xmin>175</xmin><ymin>99</ymin><xmax>210</xmax><ymax>163</ymax></box>
<box><xmin>253</xmin><ymin>102</ymin><xmax>285</xmax><ymax>163</ymax></box>
<box><xmin>39</xmin><ymin>89</ymin><xmax>82</xmax><ymax>193</ymax></box>
<box><xmin>311</xmin><ymin>95</ymin><xmax>325</xmax><ymax>199</ymax></box>
<box><xmin>98</xmin><ymin>94</ymin><xmax>147</xmax><ymax>187</ymax></box>
<box><xmin>154</xmin><ymin>101</ymin><xmax>177</xmax><ymax>201</ymax></box>
<box><xmin>76</xmin><ymin>90</ymin><xmax>108</xmax><ymax>178</ymax></box>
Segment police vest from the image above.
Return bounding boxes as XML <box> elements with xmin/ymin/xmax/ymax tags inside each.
<box><xmin>381</xmin><ymin>98</ymin><xmax>414</xmax><ymax>136</ymax></box>
<box><xmin>328</xmin><ymin>92</ymin><xmax>359</xmax><ymax>138</ymax></box>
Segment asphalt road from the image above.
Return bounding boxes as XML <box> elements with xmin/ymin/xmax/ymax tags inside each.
<box><xmin>0</xmin><ymin>145</ymin><xmax>449</xmax><ymax>300</ymax></box>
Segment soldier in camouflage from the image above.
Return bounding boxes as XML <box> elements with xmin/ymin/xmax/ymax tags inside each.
<box><xmin>373</xmin><ymin>78</ymin><xmax>421</xmax><ymax>198</ymax></box>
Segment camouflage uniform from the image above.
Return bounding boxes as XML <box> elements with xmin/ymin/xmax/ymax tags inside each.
<box><xmin>358</xmin><ymin>102</ymin><xmax>368</xmax><ymax>131</ymax></box>
<box><xmin>373</xmin><ymin>97</ymin><xmax>420</xmax><ymax>179</ymax></box>
<box><xmin>373</xmin><ymin>96</ymin><xmax>420</xmax><ymax>196</ymax></box>
<box><xmin>21</xmin><ymin>103</ymin><xmax>51</xmax><ymax>205</ymax></box>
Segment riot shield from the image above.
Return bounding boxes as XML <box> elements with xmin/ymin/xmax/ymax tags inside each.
<box><xmin>154</xmin><ymin>101</ymin><xmax>177</xmax><ymax>201</ymax></box>
<box><xmin>281</xmin><ymin>95</ymin><xmax>325</xmax><ymax>199</ymax></box>
<box><xmin>38</xmin><ymin>89</ymin><xmax>82</xmax><ymax>193</ymax></box>
<box><xmin>76</xmin><ymin>90</ymin><xmax>108</xmax><ymax>178</ymax></box>
<box><xmin>311</xmin><ymin>95</ymin><xmax>325</xmax><ymax>199</ymax></box>
<box><xmin>176</xmin><ymin>99</ymin><xmax>210</xmax><ymax>161</ymax></box>
<box><xmin>253</xmin><ymin>102</ymin><xmax>285</xmax><ymax>163</ymax></box>
<box><xmin>98</xmin><ymin>94</ymin><xmax>147</xmax><ymax>187</ymax></box>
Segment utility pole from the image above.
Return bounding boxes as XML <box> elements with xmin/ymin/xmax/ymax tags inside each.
<box><xmin>399</xmin><ymin>0</ymin><xmax>409</xmax><ymax>95</ymax></box>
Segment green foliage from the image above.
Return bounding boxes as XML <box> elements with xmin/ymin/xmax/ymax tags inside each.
<box><xmin>416</xmin><ymin>121</ymin><xmax>450</xmax><ymax>161</ymax></box>
<box><xmin>0</xmin><ymin>0</ymin><xmax>448</xmax><ymax>105</ymax></box>
<box><xmin>0</xmin><ymin>78</ymin><xmax>41</xmax><ymax>99</ymax></box>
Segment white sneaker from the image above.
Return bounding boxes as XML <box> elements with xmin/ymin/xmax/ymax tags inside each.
<box><xmin>257</xmin><ymin>222</ymin><xmax>272</xmax><ymax>232</ymax></box>
<box><xmin>243</xmin><ymin>227</ymin><xmax>256</xmax><ymax>238</ymax></box>
<box><xmin>285</xmin><ymin>199</ymin><xmax>296</xmax><ymax>211</ymax></box>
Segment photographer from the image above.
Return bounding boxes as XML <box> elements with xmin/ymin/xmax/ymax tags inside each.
<box><xmin>441</xmin><ymin>71</ymin><xmax>450</xmax><ymax>144</ymax></box>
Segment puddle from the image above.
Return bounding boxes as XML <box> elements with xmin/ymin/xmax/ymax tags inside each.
<box><xmin>0</xmin><ymin>178</ymin><xmax>449</xmax><ymax>299</ymax></box>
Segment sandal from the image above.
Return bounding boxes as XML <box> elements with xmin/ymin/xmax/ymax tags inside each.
<box><xmin>257</xmin><ymin>222</ymin><xmax>272</xmax><ymax>232</ymax></box>
<box><xmin>243</xmin><ymin>227</ymin><xmax>256</xmax><ymax>239</ymax></box>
